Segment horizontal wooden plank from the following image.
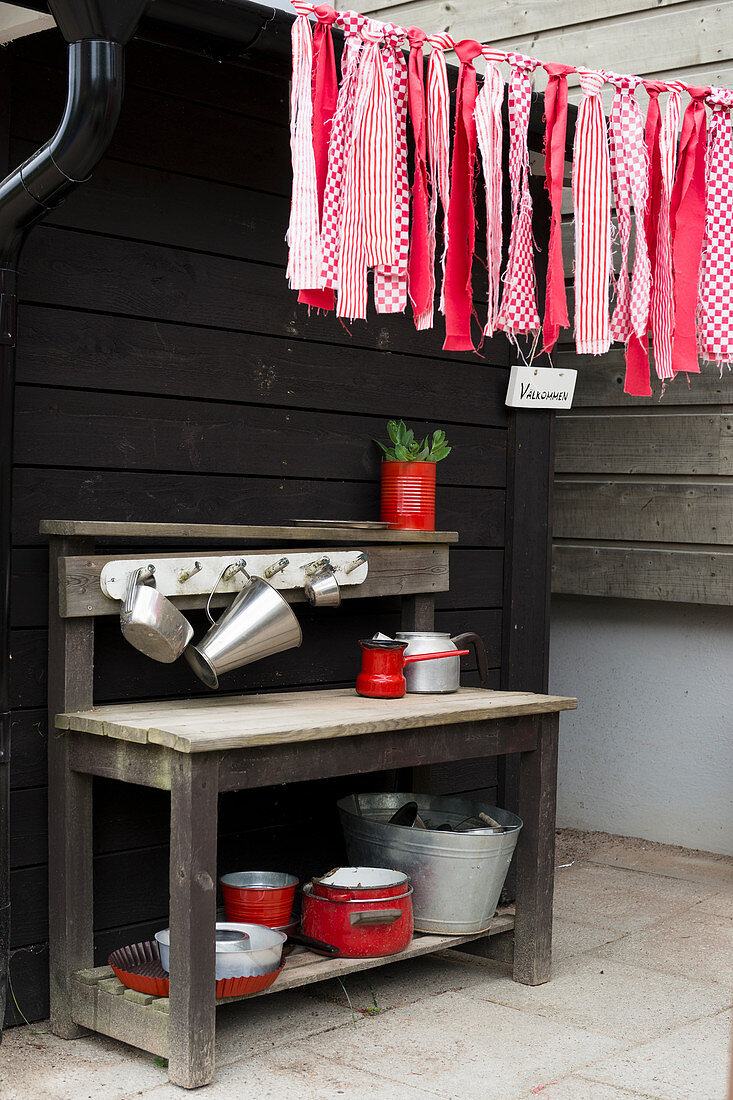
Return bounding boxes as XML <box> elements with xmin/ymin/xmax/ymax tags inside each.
<box><xmin>554</xmin><ymin>480</ymin><xmax>733</xmax><ymax>544</ymax></box>
<box><xmin>72</xmin><ymin>974</ymin><xmax>170</xmax><ymax>1058</ymax></box>
<box><xmin>557</xmin><ymin>349</ymin><xmax>731</xmax><ymax>407</ymax></box>
<box><xmin>58</xmin><ymin>545</ymin><xmax>451</xmax><ymax>618</ymax></box>
<box><xmin>16</xmin><ymin>305</ymin><xmax>510</xmax><ymax>428</ymax></box>
<box><xmin>17</xmin><ymin>471</ymin><xmax>504</xmax><ymax>548</ymax></box>
<box><xmin>354</xmin><ymin>0</ymin><xmax>687</xmax><ymax>41</ymax></box>
<box><xmin>555</xmin><ymin>413</ymin><xmax>733</xmax><ymax>475</ymax></box>
<box><xmin>552</xmin><ymin>543</ymin><xmax>733</xmax><ymax>604</ymax></box>
<box><xmin>58</xmin><ymin>686</ymin><xmax>576</xmax><ymax>753</ymax></box>
<box><xmin>16</xmin><ymin>387</ymin><xmax>506</xmax><ymax>488</ymax></box>
<box><xmin>502</xmin><ymin>1</ymin><xmax>733</xmax><ymax>83</ymax></box>
<box><xmin>20</xmin><ymin>226</ymin><xmax>507</xmax><ymax>366</ymax></box>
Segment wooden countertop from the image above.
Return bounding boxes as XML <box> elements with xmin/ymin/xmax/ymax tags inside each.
<box><xmin>57</xmin><ymin>687</ymin><xmax>578</xmax><ymax>754</ymax></box>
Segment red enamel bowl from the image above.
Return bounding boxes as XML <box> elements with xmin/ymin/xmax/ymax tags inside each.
<box><xmin>220</xmin><ymin>871</ymin><xmax>298</xmax><ymax>926</ymax></box>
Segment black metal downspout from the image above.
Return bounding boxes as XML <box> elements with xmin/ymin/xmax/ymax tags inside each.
<box><xmin>0</xmin><ymin>0</ymin><xmax>150</xmax><ymax>1034</ymax></box>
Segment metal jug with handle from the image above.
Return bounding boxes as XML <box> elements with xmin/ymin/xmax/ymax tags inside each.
<box><xmin>184</xmin><ymin>559</ymin><xmax>302</xmax><ymax>689</ymax></box>
<box><xmin>394</xmin><ymin>630</ymin><xmax>489</xmax><ymax>694</ymax></box>
<box><xmin>120</xmin><ymin>565</ymin><xmax>194</xmax><ymax>664</ymax></box>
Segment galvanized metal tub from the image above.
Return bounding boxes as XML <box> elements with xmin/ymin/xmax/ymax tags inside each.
<box><xmin>337</xmin><ymin>792</ymin><xmax>522</xmax><ymax>934</ymax></box>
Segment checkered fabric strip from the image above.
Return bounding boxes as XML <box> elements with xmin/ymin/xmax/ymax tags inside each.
<box><xmin>573</xmin><ymin>69</ymin><xmax>611</xmax><ymax>355</ymax></box>
<box><xmin>649</xmin><ymin>85</ymin><xmax>682</xmax><ymax>380</ymax></box>
<box><xmin>698</xmin><ymin>87</ymin><xmax>733</xmax><ymax>366</ymax></box>
<box><xmin>374</xmin><ymin>24</ymin><xmax>409</xmax><ymax>314</ymax></box>
<box><xmin>319</xmin><ymin>14</ymin><xmax>364</xmax><ymax>292</ymax></box>
<box><xmin>606</xmin><ymin>72</ymin><xmax>651</xmax><ymax>343</ymax></box>
<box><xmin>475</xmin><ymin>61</ymin><xmax>504</xmax><ymax>336</ymax></box>
<box><xmin>496</xmin><ymin>55</ymin><xmax>541</xmax><ymax>336</ymax></box>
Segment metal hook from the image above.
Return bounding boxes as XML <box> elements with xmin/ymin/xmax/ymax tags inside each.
<box><xmin>344</xmin><ymin>552</ymin><xmax>367</xmax><ymax>575</ymax></box>
<box><xmin>303</xmin><ymin>556</ymin><xmax>330</xmax><ymax>576</ymax></box>
<box><xmin>264</xmin><ymin>557</ymin><xmax>289</xmax><ymax>579</ymax></box>
<box><xmin>177</xmin><ymin>560</ymin><xmax>202</xmax><ymax>583</ymax></box>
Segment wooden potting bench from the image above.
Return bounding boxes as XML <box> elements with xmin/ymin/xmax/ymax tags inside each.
<box><xmin>44</xmin><ymin>521</ymin><xmax>577</xmax><ymax>1089</ymax></box>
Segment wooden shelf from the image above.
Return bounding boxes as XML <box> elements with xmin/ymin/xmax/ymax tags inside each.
<box><xmin>40</xmin><ymin>520</ymin><xmax>459</xmax><ymax>544</ymax></box>
<box><xmin>71</xmin><ymin>917</ymin><xmax>514</xmax><ymax>1060</ymax></box>
<box><xmin>57</xmin><ymin>687</ymin><xmax>578</xmax><ymax>754</ymax></box>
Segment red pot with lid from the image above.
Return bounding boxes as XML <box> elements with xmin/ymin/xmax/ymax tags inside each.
<box><xmin>356</xmin><ymin>639</ymin><xmax>469</xmax><ymax>699</ymax></box>
<box><xmin>302</xmin><ymin>866</ymin><xmax>413</xmax><ymax>958</ymax></box>
<box><xmin>311</xmin><ymin>866</ymin><xmax>409</xmax><ymax>901</ymax></box>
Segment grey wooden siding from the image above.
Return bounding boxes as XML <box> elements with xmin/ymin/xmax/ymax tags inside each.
<box><xmin>358</xmin><ymin>0</ymin><xmax>733</xmax><ymax>604</ymax></box>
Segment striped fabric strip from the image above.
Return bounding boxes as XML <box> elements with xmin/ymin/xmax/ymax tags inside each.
<box><xmin>337</xmin><ymin>18</ymin><xmax>396</xmax><ymax>320</ymax></box>
<box><xmin>698</xmin><ymin>87</ymin><xmax>733</xmax><ymax>367</ymax></box>
<box><xmin>286</xmin><ymin>13</ymin><xmax>322</xmax><ymax>289</ymax></box>
<box><xmin>496</xmin><ymin>53</ymin><xmax>541</xmax><ymax>338</ymax></box>
<box><xmin>648</xmin><ymin>83</ymin><xmax>682</xmax><ymax>381</ymax></box>
<box><xmin>573</xmin><ymin>69</ymin><xmax>611</xmax><ymax>355</ymax></box>
<box><xmin>426</xmin><ymin>34</ymin><xmax>453</xmax><ymax>314</ymax></box>
<box><xmin>475</xmin><ymin>58</ymin><xmax>504</xmax><ymax>337</ymax></box>
<box><xmin>373</xmin><ymin>23</ymin><xmax>409</xmax><ymax>314</ymax></box>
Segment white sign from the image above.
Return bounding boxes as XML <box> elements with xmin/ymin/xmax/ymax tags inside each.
<box><xmin>505</xmin><ymin>365</ymin><xmax>577</xmax><ymax>409</ymax></box>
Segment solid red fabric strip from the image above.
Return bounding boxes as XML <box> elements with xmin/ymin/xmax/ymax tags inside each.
<box><xmin>406</xmin><ymin>27</ymin><xmax>433</xmax><ymax>330</ymax></box>
<box><xmin>299</xmin><ymin>5</ymin><xmax>338</xmax><ymax>310</ymax></box>
<box><xmin>670</xmin><ymin>85</ymin><xmax>710</xmax><ymax>376</ymax></box>
<box><xmin>442</xmin><ymin>39</ymin><xmax>482</xmax><ymax>352</ymax></box>
<box><xmin>542</xmin><ymin>62</ymin><xmax>574</xmax><ymax>354</ymax></box>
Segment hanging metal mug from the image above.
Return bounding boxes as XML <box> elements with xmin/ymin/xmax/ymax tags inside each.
<box><xmin>120</xmin><ymin>565</ymin><xmax>194</xmax><ymax>664</ymax></box>
<box><xmin>304</xmin><ymin>558</ymin><xmax>341</xmax><ymax>608</ymax></box>
<box><xmin>184</xmin><ymin>560</ymin><xmax>302</xmax><ymax>690</ymax></box>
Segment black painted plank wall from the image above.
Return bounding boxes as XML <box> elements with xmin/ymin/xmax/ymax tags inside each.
<box><xmin>5</xmin><ymin>30</ymin><xmax>524</xmax><ymax>1024</ymax></box>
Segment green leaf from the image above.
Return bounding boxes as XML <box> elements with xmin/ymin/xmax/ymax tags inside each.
<box><xmin>387</xmin><ymin>420</ymin><xmax>400</xmax><ymax>445</ymax></box>
<box><xmin>374</xmin><ymin>438</ymin><xmax>390</xmax><ymax>454</ymax></box>
<box><xmin>394</xmin><ymin>444</ymin><xmax>411</xmax><ymax>460</ymax></box>
<box><xmin>432</xmin><ymin>429</ymin><xmax>445</xmax><ymax>447</ymax></box>
<box><xmin>404</xmin><ymin>428</ymin><xmax>415</xmax><ymax>447</ymax></box>
<box><xmin>429</xmin><ymin>444</ymin><xmax>451</xmax><ymax>462</ymax></box>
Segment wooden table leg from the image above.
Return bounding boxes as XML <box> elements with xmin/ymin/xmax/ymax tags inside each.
<box><xmin>48</xmin><ymin>535</ymin><xmax>95</xmax><ymax>1038</ymax></box>
<box><xmin>512</xmin><ymin>712</ymin><xmax>559</xmax><ymax>985</ymax></box>
<box><xmin>168</xmin><ymin>753</ymin><xmax>219</xmax><ymax>1089</ymax></box>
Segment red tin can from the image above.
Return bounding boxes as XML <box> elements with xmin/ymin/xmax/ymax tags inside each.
<box><xmin>380</xmin><ymin>460</ymin><xmax>436</xmax><ymax>531</ymax></box>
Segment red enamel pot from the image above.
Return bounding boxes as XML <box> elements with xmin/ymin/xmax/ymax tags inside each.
<box><xmin>311</xmin><ymin>866</ymin><xmax>409</xmax><ymax>901</ymax></box>
<box><xmin>301</xmin><ymin>881</ymin><xmax>414</xmax><ymax>958</ymax></box>
<box><xmin>220</xmin><ymin>871</ymin><xmax>298</xmax><ymax>926</ymax></box>
<box><xmin>356</xmin><ymin>639</ymin><xmax>469</xmax><ymax>699</ymax></box>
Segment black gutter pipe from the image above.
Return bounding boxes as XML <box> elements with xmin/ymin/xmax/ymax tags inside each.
<box><xmin>0</xmin><ymin>0</ymin><xmax>150</xmax><ymax>1034</ymax></box>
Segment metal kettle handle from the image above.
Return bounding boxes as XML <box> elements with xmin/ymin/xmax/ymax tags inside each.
<box><xmin>452</xmin><ymin>632</ymin><xmax>489</xmax><ymax>684</ymax></box>
<box><xmin>205</xmin><ymin>559</ymin><xmax>250</xmax><ymax>625</ymax></box>
<box><xmin>122</xmin><ymin>565</ymin><xmax>155</xmax><ymax>616</ymax></box>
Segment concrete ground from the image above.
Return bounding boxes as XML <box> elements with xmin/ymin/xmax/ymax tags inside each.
<box><xmin>1</xmin><ymin>829</ymin><xmax>731</xmax><ymax>1100</ymax></box>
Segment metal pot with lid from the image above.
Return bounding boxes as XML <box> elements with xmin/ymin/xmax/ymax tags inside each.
<box><xmin>394</xmin><ymin>631</ymin><xmax>489</xmax><ymax>694</ymax></box>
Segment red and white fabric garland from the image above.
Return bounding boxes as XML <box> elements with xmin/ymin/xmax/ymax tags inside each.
<box><xmin>286</xmin><ymin>3</ymin><xmax>733</xmax><ymax>394</ymax></box>
<box><xmin>698</xmin><ymin>87</ymin><xmax>733</xmax><ymax>369</ymax></box>
<box><xmin>496</xmin><ymin>53</ymin><xmax>541</xmax><ymax>338</ymax></box>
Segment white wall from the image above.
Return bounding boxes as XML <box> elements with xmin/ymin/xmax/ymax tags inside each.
<box><xmin>550</xmin><ymin>595</ymin><xmax>733</xmax><ymax>857</ymax></box>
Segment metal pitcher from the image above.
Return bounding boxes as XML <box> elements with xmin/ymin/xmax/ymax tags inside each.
<box><xmin>394</xmin><ymin>631</ymin><xmax>489</xmax><ymax>694</ymax></box>
<box><xmin>184</xmin><ymin>560</ymin><xmax>302</xmax><ymax>690</ymax></box>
